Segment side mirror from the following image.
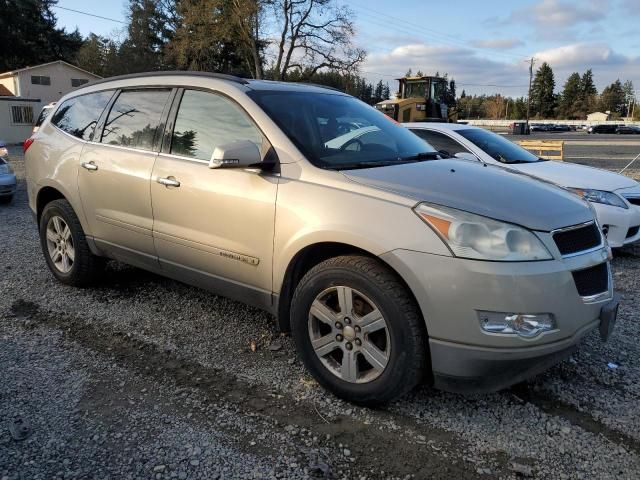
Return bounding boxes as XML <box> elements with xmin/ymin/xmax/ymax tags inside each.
<box><xmin>454</xmin><ymin>152</ymin><xmax>478</xmax><ymax>162</ymax></box>
<box><xmin>209</xmin><ymin>140</ymin><xmax>262</xmax><ymax>169</ymax></box>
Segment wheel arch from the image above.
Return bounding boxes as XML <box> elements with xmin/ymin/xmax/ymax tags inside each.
<box><xmin>275</xmin><ymin>241</ymin><xmax>425</xmax><ymax>334</ymax></box>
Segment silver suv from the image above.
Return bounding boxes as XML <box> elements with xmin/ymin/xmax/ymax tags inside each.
<box><xmin>25</xmin><ymin>72</ymin><xmax>619</xmax><ymax>405</ymax></box>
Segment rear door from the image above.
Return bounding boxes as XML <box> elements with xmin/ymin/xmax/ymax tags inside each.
<box><xmin>78</xmin><ymin>88</ymin><xmax>173</xmax><ymax>269</ymax></box>
<box><xmin>150</xmin><ymin>88</ymin><xmax>278</xmax><ymax>306</ymax></box>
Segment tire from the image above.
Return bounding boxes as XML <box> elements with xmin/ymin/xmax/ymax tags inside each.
<box><xmin>290</xmin><ymin>255</ymin><xmax>428</xmax><ymax>406</ymax></box>
<box><xmin>39</xmin><ymin>199</ymin><xmax>104</xmax><ymax>286</ymax></box>
<box><xmin>0</xmin><ymin>195</ymin><xmax>12</xmax><ymax>204</ymax></box>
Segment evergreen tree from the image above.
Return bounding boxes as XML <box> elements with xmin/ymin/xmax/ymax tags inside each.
<box><xmin>559</xmin><ymin>72</ymin><xmax>581</xmax><ymax>119</ymax></box>
<box><xmin>118</xmin><ymin>0</ymin><xmax>169</xmax><ymax>73</ymax></box>
<box><xmin>76</xmin><ymin>34</ymin><xmax>108</xmax><ymax>77</ymax></box>
<box><xmin>574</xmin><ymin>68</ymin><xmax>598</xmax><ymax>117</ymax></box>
<box><xmin>530</xmin><ymin>62</ymin><xmax>556</xmax><ymax>118</ymax></box>
<box><xmin>0</xmin><ymin>0</ymin><xmax>83</xmax><ymax>71</ymax></box>
<box><xmin>599</xmin><ymin>79</ymin><xmax>626</xmax><ymax>116</ymax></box>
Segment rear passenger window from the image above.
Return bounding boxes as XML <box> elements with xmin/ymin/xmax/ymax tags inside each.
<box><xmin>51</xmin><ymin>91</ymin><xmax>113</xmax><ymax>141</ymax></box>
<box><xmin>101</xmin><ymin>89</ymin><xmax>171</xmax><ymax>151</ymax></box>
<box><xmin>170</xmin><ymin>90</ymin><xmax>262</xmax><ymax>161</ymax></box>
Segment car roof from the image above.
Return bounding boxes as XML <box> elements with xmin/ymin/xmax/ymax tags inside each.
<box><xmin>403</xmin><ymin>122</ymin><xmax>475</xmax><ymax>132</ymax></box>
<box><xmin>79</xmin><ymin>71</ymin><xmax>345</xmax><ymax>95</ymax></box>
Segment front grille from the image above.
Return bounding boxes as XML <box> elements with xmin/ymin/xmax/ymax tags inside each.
<box><xmin>0</xmin><ymin>185</ymin><xmax>13</xmax><ymax>194</ymax></box>
<box><xmin>625</xmin><ymin>196</ymin><xmax>640</xmax><ymax>207</ymax></box>
<box><xmin>627</xmin><ymin>226</ymin><xmax>640</xmax><ymax>239</ymax></box>
<box><xmin>572</xmin><ymin>263</ymin><xmax>609</xmax><ymax>297</ymax></box>
<box><xmin>553</xmin><ymin>222</ymin><xmax>602</xmax><ymax>256</ymax></box>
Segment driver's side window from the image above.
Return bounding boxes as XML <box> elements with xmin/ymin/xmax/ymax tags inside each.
<box><xmin>412</xmin><ymin>130</ymin><xmax>469</xmax><ymax>157</ymax></box>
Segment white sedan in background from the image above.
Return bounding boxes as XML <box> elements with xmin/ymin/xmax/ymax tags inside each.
<box><xmin>407</xmin><ymin>123</ymin><xmax>640</xmax><ymax>248</ymax></box>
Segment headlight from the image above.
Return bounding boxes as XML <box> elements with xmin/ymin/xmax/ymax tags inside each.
<box><xmin>414</xmin><ymin>202</ymin><xmax>552</xmax><ymax>261</ymax></box>
<box><xmin>567</xmin><ymin>188</ymin><xmax>628</xmax><ymax>209</ymax></box>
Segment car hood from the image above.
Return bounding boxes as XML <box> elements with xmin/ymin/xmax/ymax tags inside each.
<box><xmin>510</xmin><ymin>160</ymin><xmax>638</xmax><ymax>192</ymax></box>
<box><xmin>343</xmin><ymin>159</ymin><xmax>593</xmax><ymax>231</ymax></box>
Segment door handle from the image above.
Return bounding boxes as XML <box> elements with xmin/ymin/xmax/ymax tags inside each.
<box><xmin>81</xmin><ymin>161</ymin><xmax>98</xmax><ymax>171</ymax></box>
<box><xmin>157</xmin><ymin>176</ymin><xmax>180</xmax><ymax>188</ymax></box>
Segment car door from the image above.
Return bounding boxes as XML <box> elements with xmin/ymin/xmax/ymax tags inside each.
<box><xmin>150</xmin><ymin>88</ymin><xmax>278</xmax><ymax>308</ymax></box>
<box><xmin>78</xmin><ymin>88</ymin><xmax>173</xmax><ymax>270</ymax></box>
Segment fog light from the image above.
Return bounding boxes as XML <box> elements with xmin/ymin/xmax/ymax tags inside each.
<box><xmin>478</xmin><ymin>311</ymin><xmax>556</xmax><ymax>338</ymax></box>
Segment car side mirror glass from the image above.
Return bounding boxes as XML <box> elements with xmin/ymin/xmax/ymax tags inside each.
<box><xmin>209</xmin><ymin>140</ymin><xmax>262</xmax><ymax>169</ymax></box>
<box><xmin>454</xmin><ymin>152</ymin><xmax>478</xmax><ymax>161</ymax></box>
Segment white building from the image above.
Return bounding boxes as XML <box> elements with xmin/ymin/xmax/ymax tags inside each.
<box><xmin>0</xmin><ymin>60</ymin><xmax>101</xmax><ymax>104</ymax></box>
<box><xmin>0</xmin><ymin>61</ymin><xmax>101</xmax><ymax>144</ymax></box>
<box><xmin>586</xmin><ymin>111</ymin><xmax>611</xmax><ymax>122</ymax></box>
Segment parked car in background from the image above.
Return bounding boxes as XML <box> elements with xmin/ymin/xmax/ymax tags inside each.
<box><xmin>0</xmin><ymin>156</ymin><xmax>17</xmax><ymax>204</ymax></box>
<box><xmin>25</xmin><ymin>72</ymin><xmax>619</xmax><ymax>404</ymax></box>
<box><xmin>32</xmin><ymin>102</ymin><xmax>57</xmax><ymax>135</ymax></box>
<box><xmin>588</xmin><ymin>124</ymin><xmax>618</xmax><ymax>134</ymax></box>
<box><xmin>408</xmin><ymin>123</ymin><xmax>640</xmax><ymax>248</ymax></box>
<box><xmin>615</xmin><ymin>125</ymin><xmax>640</xmax><ymax>135</ymax></box>
<box><xmin>553</xmin><ymin>124</ymin><xmax>571</xmax><ymax>132</ymax></box>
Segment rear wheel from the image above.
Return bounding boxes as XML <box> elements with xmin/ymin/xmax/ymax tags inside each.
<box><xmin>290</xmin><ymin>255</ymin><xmax>428</xmax><ymax>406</ymax></box>
<box><xmin>39</xmin><ymin>199</ymin><xmax>104</xmax><ymax>286</ymax></box>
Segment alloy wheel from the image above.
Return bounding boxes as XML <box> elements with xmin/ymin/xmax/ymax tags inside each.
<box><xmin>45</xmin><ymin>216</ymin><xmax>75</xmax><ymax>273</ymax></box>
<box><xmin>308</xmin><ymin>286</ymin><xmax>391</xmax><ymax>384</ymax></box>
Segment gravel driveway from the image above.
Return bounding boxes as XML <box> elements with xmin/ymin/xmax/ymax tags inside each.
<box><xmin>1</xmin><ymin>151</ymin><xmax>639</xmax><ymax>479</ymax></box>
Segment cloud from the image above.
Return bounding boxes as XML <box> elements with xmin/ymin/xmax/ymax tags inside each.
<box><xmin>534</xmin><ymin>43</ymin><xmax>631</xmax><ymax>68</ymax></box>
<box><xmin>620</xmin><ymin>0</ymin><xmax>640</xmax><ymax>15</ymax></box>
<box><xmin>362</xmin><ymin>43</ymin><xmax>530</xmax><ymax>96</ymax></box>
<box><xmin>361</xmin><ymin>41</ymin><xmax>640</xmax><ymax>96</ymax></box>
<box><xmin>520</xmin><ymin>0</ymin><xmax>603</xmax><ymax>27</ymax></box>
<box><xmin>472</xmin><ymin>38</ymin><xmax>525</xmax><ymax>50</ymax></box>
<box><xmin>488</xmin><ymin>0</ymin><xmax>610</xmax><ymax>40</ymax></box>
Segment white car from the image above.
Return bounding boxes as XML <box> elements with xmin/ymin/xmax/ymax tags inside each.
<box><xmin>407</xmin><ymin>123</ymin><xmax>640</xmax><ymax>248</ymax></box>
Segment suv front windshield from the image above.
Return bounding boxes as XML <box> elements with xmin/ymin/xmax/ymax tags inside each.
<box><xmin>457</xmin><ymin>128</ymin><xmax>546</xmax><ymax>164</ymax></box>
<box><xmin>248</xmin><ymin>90</ymin><xmax>438</xmax><ymax>170</ymax></box>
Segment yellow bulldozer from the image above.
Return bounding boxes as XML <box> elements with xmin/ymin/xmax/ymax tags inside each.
<box><xmin>375</xmin><ymin>76</ymin><xmax>453</xmax><ymax>123</ymax></box>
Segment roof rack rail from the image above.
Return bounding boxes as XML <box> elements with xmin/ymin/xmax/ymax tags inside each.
<box><xmin>300</xmin><ymin>82</ymin><xmax>342</xmax><ymax>92</ymax></box>
<box><xmin>87</xmin><ymin>70</ymin><xmax>250</xmax><ymax>88</ymax></box>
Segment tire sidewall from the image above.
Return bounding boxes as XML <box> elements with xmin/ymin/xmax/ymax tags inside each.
<box><xmin>39</xmin><ymin>202</ymin><xmax>80</xmax><ymax>282</ymax></box>
<box><xmin>291</xmin><ymin>265</ymin><xmax>417</xmax><ymax>403</ymax></box>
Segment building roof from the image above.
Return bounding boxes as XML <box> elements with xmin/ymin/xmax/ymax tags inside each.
<box><xmin>0</xmin><ymin>85</ymin><xmax>13</xmax><ymax>96</ymax></box>
<box><xmin>0</xmin><ymin>60</ymin><xmax>101</xmax><ymax>79</ymax></box>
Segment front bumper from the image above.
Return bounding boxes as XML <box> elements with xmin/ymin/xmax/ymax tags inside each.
<box><xmin>380</xmin><ymin>246</ymin><xmax>615</xmax><ymax>393</ymax></box>
<box><xmin>591</xmin><ymin>201</ymin><xmax>640</xmax><ymax>247</ymax></box>
<box><xmin>0</xmin><ymin>174</ymin><xmax>17</xmax><ymax>196</ymax></box>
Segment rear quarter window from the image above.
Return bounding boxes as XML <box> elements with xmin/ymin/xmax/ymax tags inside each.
<box><xmin>51</xmin><ymin>91</ymin><xmax>114</xmax><ymax>141</ymax></box>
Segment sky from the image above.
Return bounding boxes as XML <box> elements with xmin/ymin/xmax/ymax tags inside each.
<box><xmin>53</xmin><ymin>0</ymin><xmax>640</xmax><ymax>97</ymax></box>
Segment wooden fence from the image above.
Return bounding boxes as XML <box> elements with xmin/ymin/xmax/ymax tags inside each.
<box><xmin>517</xmin><ymin>140</ymin><xmax>564</xmax><ymax>161</ymax></box>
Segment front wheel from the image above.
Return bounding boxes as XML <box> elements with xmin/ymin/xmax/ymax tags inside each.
<box><xmin>290</xmin><ymin>255</ymin><xmax>428</xmax><ymax>406</ymax></box>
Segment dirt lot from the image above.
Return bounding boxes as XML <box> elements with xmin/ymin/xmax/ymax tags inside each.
<box><xmin>1</xmin><ymin>150</ymin><xmax>640</xmax><ymax>479</ymax></box>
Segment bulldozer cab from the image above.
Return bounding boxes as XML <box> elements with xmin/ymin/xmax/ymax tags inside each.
<box><xmin>376</xmin><ymin>76</ymin><xmax>449</xmax><ymax>123</ymax></box>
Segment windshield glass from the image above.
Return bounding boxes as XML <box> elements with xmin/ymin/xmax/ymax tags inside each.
<box><xmin>247</xmin><ymin>91</ymin><xmax>438</xmax><ymax>169</ymax></box>
<box><xmin>457</xmin><ymin>128</ymin><xmax>545</xmax><ymax>164</ymax></box>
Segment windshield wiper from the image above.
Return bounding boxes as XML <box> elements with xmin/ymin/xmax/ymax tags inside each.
<box><xmin>326</xmin><ymin>152</ymin><xmax>441</xmax><ymax>171</ymax></box>
<box><xmin>399</xmin><ymin>151</ymin><xmax>441</xmax><ymax>161</ymax></box>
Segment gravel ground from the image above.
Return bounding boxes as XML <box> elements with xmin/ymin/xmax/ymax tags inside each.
<box><xmin>1</xmin><ymin>150</ymin><xmax>640</xmax><ymax>479</ymax></box>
